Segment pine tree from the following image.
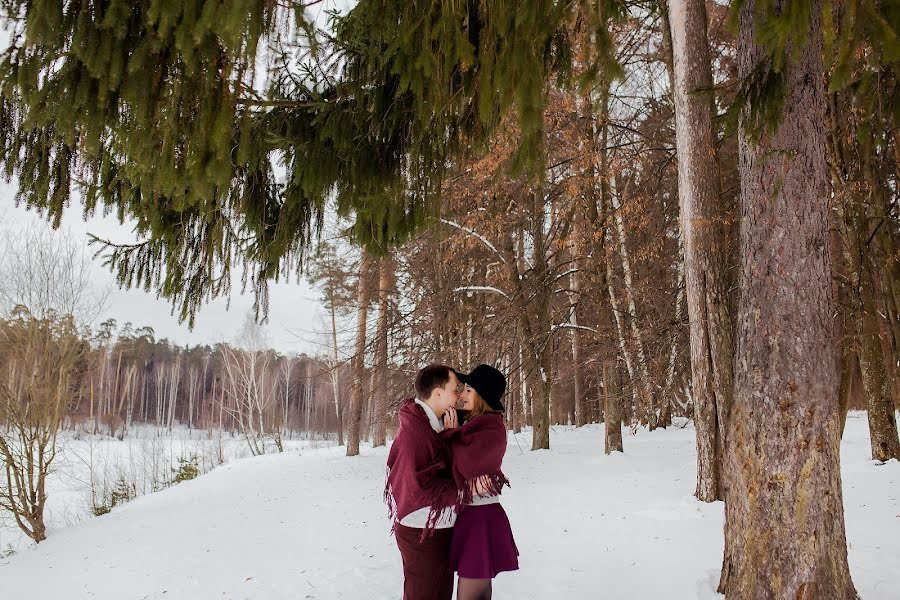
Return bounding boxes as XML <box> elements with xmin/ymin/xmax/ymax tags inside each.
<box><xmin>0</xmin><ymin>1</ymin><xmax>586</xmax><ymax>324</ymax></box>
<box><xmin>719</xmin><ymin>2</ymin><xmax>860</xmax><ymax>597</ymax></box>
<box><xmin>306</xmin><ymin>237</ymin><xmax>357</xmax><ymax>445</ymax></box>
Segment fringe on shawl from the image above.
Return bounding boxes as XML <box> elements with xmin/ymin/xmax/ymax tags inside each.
<box><xmin>384</xmin><ymin>463</ymin><xmax>398</xmax><ymax>534</ymax></box>
<box><xmin>416</xmin><ymin>446</ymin><xmax>463</xmax><ymax>540</ymax></box>
<box><xmin>457</xmin><ymin>470</ymin><xmax>511</xmax><ymax>506</ymax></box>
<box><xmin>384</xmin><ymin>458</ymin><xmax>462</xmax><ymax>541</ymax></box>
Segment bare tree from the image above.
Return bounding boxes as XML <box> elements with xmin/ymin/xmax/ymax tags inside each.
<box><xmin>307</xmin><ymin>238</ymin><xmax>356</xmax><ymax>446</ymax></box>
<box><xmin>187</xmin><ymin>364</ymin><xmax>200</xmax><ymax>430</ymax></box>
<box><xmin>0</xmin><ymin>224</ymin><xmax>109</xmax><ymax>324</ymax></box>
<box><xmin>279</xmin><ymin>354</ymin><xmax>296</xmax><ymax>439</ymax></box>
<box><xmin>220</xmin><ymin>314</ymin><xmax>279</xmax><ymax>455</ymax></box>
<box><xmin>0</xmin><ymin>311</ymin><xmax>84</xmax><ymax>542</ymax></box>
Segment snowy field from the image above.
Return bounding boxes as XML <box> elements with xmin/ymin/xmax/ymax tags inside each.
<box><xmin>0</xmin><ymin>413</ymin><xmax>897</xmax><ymax>599</ymax></box>
<box><xmin>0</xmin><ymin>425</ymin><xmax>333</xmax><ymax>554</ymax></box>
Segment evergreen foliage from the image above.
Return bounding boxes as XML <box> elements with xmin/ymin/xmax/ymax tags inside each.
<box><xmin>725</xmin><ymin>0</ymin><xmax>898</xmax><ymax>139</ymax></box>
<box><xmin>0</xmin><ymin>0</ymin><xmax>894</xmax><ymax>323</ymax></box>
<box><xmin>170</xmin><ymin>454</ymin><xmax>200</xmax><ymax>484</ymax></box>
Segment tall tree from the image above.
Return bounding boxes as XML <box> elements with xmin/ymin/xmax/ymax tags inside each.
<box><xmin>718</xmin><ymin>2</ymin><xmax>857</xmax><ymax>597</ymax></box>
<box><xmin>0</xmin><ymin>311</ymin><xmax>84</xmax><ymax>543</ymax></box>
<box><xmin>346</xmin><ymin>252</ymin><xmax>372</xmax><ymax>457</ymax></box>
<box><xmin>372</xmin><ymin>253</ymin><xmax>394</xmax><ymax>447</ymax></box>
<box><xmin>307</xmin><ymin>239</ymin><xmax>357</xmax><ymax>446</ymax></box>
<box><xmin>826</xmin><ymin>35</ymin><xmax>900</xmax><ymax>460</ymax></box>
<box><xmin>667</xmin><ymin>0</ymin><xmax>735</xmax><ymax>502</ymax></box>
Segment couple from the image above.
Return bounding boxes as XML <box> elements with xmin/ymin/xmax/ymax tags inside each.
<box><xmin>385</xmin><ymin>364</ymin><xmax>519</xmax><ymax>600</ymax></box>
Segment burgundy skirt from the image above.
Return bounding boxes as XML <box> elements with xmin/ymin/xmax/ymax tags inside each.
<box><xmin>449</xmin><ymin>503</ymin><xmax>519</xmax><ymax>579</ymax></box>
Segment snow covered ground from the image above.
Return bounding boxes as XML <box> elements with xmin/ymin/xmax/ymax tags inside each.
<box><xmin>0</xmin><ymin>413</ymin><xmax>897</xmax><ymax>599</ymax></box>
<box><xmin>0</xmin><ymin>425</ymin><xmax>332</xmax><ymax>553</ymax></box>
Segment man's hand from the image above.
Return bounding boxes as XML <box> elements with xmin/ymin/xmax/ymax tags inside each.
<box><xmin>443</xmin><ymin>407</ymin><xmax>458</xmax><ymax>430</ymax></box>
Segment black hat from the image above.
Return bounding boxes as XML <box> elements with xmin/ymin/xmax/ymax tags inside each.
<box><xmin>456</xmin><ymin>364</ymin><xmax>507</xmax><ymax>411</ymax></box>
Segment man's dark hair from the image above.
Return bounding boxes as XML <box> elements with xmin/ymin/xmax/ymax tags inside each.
<box><xmin>414</xmin><ymin>364</ymin><xmax>455</xmax><ymax>401</ymax></box>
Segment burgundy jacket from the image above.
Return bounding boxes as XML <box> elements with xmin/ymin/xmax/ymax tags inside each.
<box><xmin>385</xmin><ymin>400</ymin><xmax>460</xmax><ymax>537</ymax></box>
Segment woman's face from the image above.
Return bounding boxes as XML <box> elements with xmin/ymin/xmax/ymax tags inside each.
<box><xmin>459</xmin><ymin>384</ymin><xmax>477</xmax><ymax>410</ymax></box>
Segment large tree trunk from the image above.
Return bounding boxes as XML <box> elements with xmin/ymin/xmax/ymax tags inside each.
<box><xmin>346</xmin><ymin>252</ymin><xmax>371</xmax><ymax>457</ymax></box>
<box><xmin>719</xmin><ymin>3</ymin><xmax>858</xmax><ymax>598</ymax></box>
<box><xmin>603</xmin><ymin>360</ymin><xmax>623</xmax><ymax>454</ymax></box>
<box><xmin>839</xmin><ymin>192</ymin><xmax>900</xmax><ymax>457</ymax></box>
<box><xmin>529</xmin><ymin>193</ymin><xmax>553</xmax><ymax>450</ymax></box>
<box><xmin>857</xmin><ymin>239</ymin><xmax>900</xmax><ymax>461</ymax></box>
<box><xmin>668</xmin><ymin>0</ymin><xmax>734</xmax><ymax>502</ymax></box>
<box><xmin>372</xmin><ymin>254</ymin><xmax>393</xmax><ymax>447</ymax></box>
<box><xmin>857</xmin><ymin>158</ymin><xmax>900</xmax><ymax>460</ymax></box>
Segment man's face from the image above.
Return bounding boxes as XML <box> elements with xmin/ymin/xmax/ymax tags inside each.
<box><xmin>435</xmin><ymin>371</ymin><xmax>460</xmax><ymax>414</ymax></box>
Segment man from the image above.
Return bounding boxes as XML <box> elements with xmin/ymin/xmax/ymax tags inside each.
<box><xmin>385</xmin><ymin>364</ymin><xmax>462</xmax><ymax>600</ymax></box>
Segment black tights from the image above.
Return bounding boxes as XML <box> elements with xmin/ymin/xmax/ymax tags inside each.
<box><xmin>457</xmin><ymin>577</ymin><xmax>492</xmax><ymax>600</ymax></box>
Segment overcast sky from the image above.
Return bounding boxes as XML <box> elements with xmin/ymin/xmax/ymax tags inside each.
<box><xmin>0</xmin><ymin>180</ymin><xmax>329</xmax><ymax>355</ymax></box>
<box><xmin>0</xmin><ymin>1</ymin><xmax>362</xmax><ymax>355</ymax></box>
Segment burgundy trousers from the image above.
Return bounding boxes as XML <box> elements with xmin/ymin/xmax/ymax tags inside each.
<box><xmin>394</xmin><ymin>523</ymin><xmax>454</xmax><ymax>600</ymax></box>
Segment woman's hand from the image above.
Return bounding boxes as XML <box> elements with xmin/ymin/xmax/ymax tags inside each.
<box><xmin>443</xmin><ymin>407</ymin><xmax>459</xmax><ymax>430</ymax></box>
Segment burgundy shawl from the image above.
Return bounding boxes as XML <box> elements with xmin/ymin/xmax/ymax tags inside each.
<box><xmin>384</xmin><ymin>399</ymin><xmax>460</xmax><ymax>538</ymax></box>
<box><xmin>439</xmin><ymin>412</ymin><xmax>510</xmax><ymax>505</ymax></box>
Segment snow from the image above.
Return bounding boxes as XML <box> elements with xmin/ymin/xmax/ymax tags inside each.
<box><xmin>439</xmin><ymin>219</ymin><xmax>505</xmax><ymax>263</ymax></box>
<box><xmin>453</xmin><ymin>286</ymin><xmax>511</xmax><ymax>299</ymax></box>
<box><xmin>0</xmin><ymin>413</ymin><xmax>898</xmax><ymax>599</ymax></box>
<box><xmin>0</xmin><ymin>425</ymin><xmax>327</xmax><ymax>553</ymax></box>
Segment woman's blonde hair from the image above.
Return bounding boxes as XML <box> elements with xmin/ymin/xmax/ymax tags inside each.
<box><xmin>466</xmin><ymin>388</ymin><xmax>498</xmax><ymax>420</ymax></box>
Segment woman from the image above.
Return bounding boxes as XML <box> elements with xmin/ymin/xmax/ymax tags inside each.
<box><xmin>441</xmin><ymin>364</ymin><xmax>519</xmax><ymax>600</ymax></box>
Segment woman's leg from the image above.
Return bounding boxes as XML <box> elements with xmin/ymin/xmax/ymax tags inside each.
<box><xmin>456</xmin><ymin>577</ymin><xmax>492</xmax><ymax>600</ymax></box>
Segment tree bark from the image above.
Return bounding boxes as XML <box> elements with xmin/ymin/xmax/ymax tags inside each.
<box><xmin>347</xmin><ymin>252</ymin><xmax>372</xmax><ymax>457</ymax></box>
<box><xmin>329</xmin><ymin>297</ymin><xmax>344</xmax><ymax>446</ymax></box>
<box><xmin>603</xmin><ymin>361</ymin><xmax>623</xmax><ymax>454</ymax></box>
<box><xmin>837</xmin><ymin>334</ymin><xmax>855</xmax><ymax>439</ymax></box>
<box><xmin>719</xmin><ymin>3</ymin><xmax>858</xmax><ymax>597</ymax></box>
<box><xmin>857</xmin><ymin>245</ymin><xmax>900</xmax><ymax>461</ymax></box>
<box><xmin>569</xmin><ymin>262</ymin><xmax>586</xmax><ymax>427</ymax></box>
<box><xmin>516</xmin><ymin>340</ymin><xmax>527</xmax><ymax>432</ymax></box>
<box><xmin>529</xmin><ymin>192</ymin><xmax>553</xmax><ymax>450</ymax></box>
<box><xmin>857</xmin><ymin>159</ymin><xmax>900</xmax><ymax>460</ymax></box>
<box><xmin>658</xmin><ymin>242</ymin><xmax>685</xmax><ymax>429</ymax></box>
<box><xmin>668</xmin><ymin>0</ymin><xmax>734</xmax><ymax>502</ymax></box>
<box><xmin>373</xmin><ymin>254</ymin><xmax>393</xmax><ymax>447</ymax></box>
<box><xmin>502</xmin><ymin>219</ymin><xmax>551</xmax><ymax>450</ymax></box>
